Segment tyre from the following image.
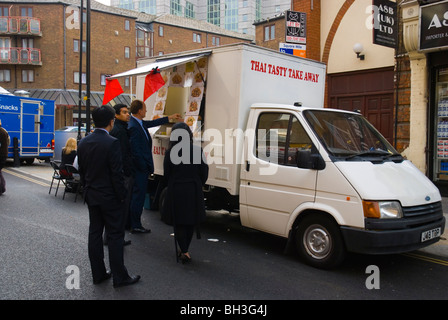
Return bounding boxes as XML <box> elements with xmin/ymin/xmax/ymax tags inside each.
<box><xmin>24</xmin><ymin>158</ymin><xmax>34</xmax><ymax>165</ymax></box>
<box><xmin>295</xmin><ymin>214</ymin><xmax>346</xmax><ymax>269</ymax></box>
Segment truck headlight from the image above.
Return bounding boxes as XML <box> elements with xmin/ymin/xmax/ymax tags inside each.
<box><xmin>363</xmin><ymin>201</ymin><xmax>403</xmax><ymax>219</ymax></box>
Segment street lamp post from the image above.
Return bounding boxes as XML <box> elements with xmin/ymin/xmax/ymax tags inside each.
<box><xmin>77</xmin><ymin>0</ymin><xmax>83</xmax><ymax>142</ymax></box>
<box><xmin>85</xmin><ymin>0</ymin><xmax>91</xmax><ymax>133</ymax></box>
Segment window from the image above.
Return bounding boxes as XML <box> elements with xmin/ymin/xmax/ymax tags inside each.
<box><xmin>100</xmin><ymin>74</ymin><xmax>107</xmax><ymax>86</ymax></box>
<box><xmin>22</xmin><ymin>69</ymin><xmax>34</xmax><ymax>83</ymax></box>
<box><xmin>193</xmin><ymin>33</ymin><xmax>201</xmax><ymax>43</ymax></box>
<box><xmin>20</xmin><ymin>38</ymin><xmax>33</xmax><ymax>62</ymax></box>
<box><xmin>224</xmin><ymin>0</ymin><xmax>238</xmax><ymax>31</ymax></box>
<box><xmin>256</xmin><ymin>113</ymin><xmax>312</xmax><ymax>166</ymax></box>
<box><xmin>158</xmin><ymin>51</ymin><xmax>164</xmax><ymax>56</ymax></box>
<box><xmin>124</xmin><ymin>46</ymin><xmax>130</xmax><ymax>59</ymax></box>
<box><xmin>242</xmin><ymin>14</ymin><xmax>248</xmax><ymax>22</ymax></box>
<box><xmin>74</xmin><ymin>72</ymin><xmax>86</xmax><ymax>84</ymax></box>
<box><xmin>73</xmin><ymin>39</ymin><xmax>86</xmax><ymax>53</ymax></box>
<box><xmin>124</xmin><ymin>19</ymin><xmax>130</xmax><ymax>31</ymax></box>
<box><xmin>20</xmin><ymin>7</ymin><xmax>33</xmax><ymax>17</ymax></box>
<box><xmin>0</xmin><ymin>69</ymin><xmax>10</xmax><ymax>82</ymax></box>
<box><xmin>0</xmin><ymin>7</ymin><xmax>9</xmax><ymax>16</ymax></box>
<box><xmin>22</xmin><ymin>38</ymin><xmax>33</xmax><ymax>48</ymax></box>
<box><xmin>158</xmin><ymin>26</ymin><xmax>164</xmax><ymax>37</ymax></box>
<box><xmin>139</xmin><ymin>0</ymin><xmax>156</xmax><ymax>14</ymax></box>
<box><xmin>0</xmin><ymin>37</ymin><xmax>10</xmax><ymax>60</ymax></box>
<box><xmin>125</xmin><ymin>77</ymin><xmax>130</xmax><ymax>87</ymax></box>
<box><xmin>185</xmin><ymin>1</ymin><xmax>195</xmax><ymax>19</ymax></box>
<box><xmin>264</xmin><ymin>24</ymin><xmax>275</xmax><ymax>41</ymax></box>
<box><xmin>207</xmin><ymin>0</ymin><xmax>220</xmax><ymax>26</ymax></box>
<box><xmin>170</xmin><ymin>0</ymin><xmax>182</xmax><ymax>16</ymax></box>
<box><xmin>212</xmin><ymin>36</ymin><xmax>220</xmax><ymax>46</ymax></box>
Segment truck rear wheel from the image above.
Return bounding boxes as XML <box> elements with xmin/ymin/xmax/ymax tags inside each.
<box><xmin>295</xmin><ymin>214</ymin><xmax>346</xmax><ymax>269</ymax></box>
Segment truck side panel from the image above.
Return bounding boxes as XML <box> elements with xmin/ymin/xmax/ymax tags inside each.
<box><xmin>0</xmin><ymin>95</ymin><xmax>55</xmax><ymax>160</ymax></box>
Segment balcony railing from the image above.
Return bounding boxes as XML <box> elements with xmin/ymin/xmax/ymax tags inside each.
<box><xmin>0</xmin><ymin>47</ymin><xmax>42</xmax><ymax>65</ymax></box>
<box><xmin>0</xmin><ymin>16</ymin><xmax>42</xmax><ymax>36</ymax></box>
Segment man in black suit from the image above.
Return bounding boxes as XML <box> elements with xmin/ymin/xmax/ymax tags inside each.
<box><xmin>128</xmin><ymin>99</ymin><xmax>180</xmax><ymax>233</ymax></box>
<box><xmin>77</xmin><ymin>105</ymin><xmax>140</xmax><ymax>288</ymax></box>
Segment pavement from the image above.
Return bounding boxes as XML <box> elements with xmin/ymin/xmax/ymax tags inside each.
<box><xmin>4</xmin><ymin>159</ymin><xmax>448</xmax><ymax>260</ymax></box>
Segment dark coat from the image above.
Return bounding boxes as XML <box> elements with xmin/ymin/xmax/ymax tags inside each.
<box><xmin>128</xmin><ymin>115</ymin><xmax>168</xmax><ymax>174</ymax></box>
<box><xmin>77</xmin><ymin>129</ymin><xmax>126</xmax><ymax>206</ymax></box>
<box><xmin>163</xmin><ymin>143</ymin><xmax>208</xmax><ymax>226</ymax></box>
<box><xmin>110</xmin><ymin>119</ymin><xmax>133</xmax><ymax>177</ymax></box>
<box><xmin>60</xmin><ymin>150</ymin><xmax>76</xmax><ymax>170</ymax></box>
<box><xmin>0</xmin><ymin>126</ymin><xmax>9</xmax><ymax>169</ymax></box>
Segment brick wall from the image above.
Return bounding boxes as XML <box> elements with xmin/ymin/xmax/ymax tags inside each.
<box><xmin>1</xmin><ymin>3</ymin><xmax>136</xmax><ymax>93</ymax></box>
<box><xmin>254</xmin><ymin>17</ymin><xmax>285</xmax><ymax>51</ymax></box>
<box><xmin>395</xmin><ymin>56</ymin><xmax>411</xmax><ymax>152</ymax></box>
<box><xmin>254</xmin><ymin>0</ymin><xmax>321</xmax><ymax>61</ymax></box>
<box><xmin>292</xmin><ymin>0</ymin><xmax>321</xmax><ymax>61</ymax></box>
<box><xmin>153</xmin><ymin>22</ymin><xmax>252</xmax><ymax>56</ymax></box>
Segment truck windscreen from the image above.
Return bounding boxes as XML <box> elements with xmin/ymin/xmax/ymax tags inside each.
<box><xmin>303</xmin><ymin>110</ymin><xmax>403</xmax><ymax>162</ymax></box>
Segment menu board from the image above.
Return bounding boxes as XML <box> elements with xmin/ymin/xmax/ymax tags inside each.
<box><xmin>150</xmin><ymin>56</ymin><xmax>208</xmax><ymax>131</ymax></box>
<box><xmin>152</xmin><ymin>70</ymin><xmax>170</xmax><ymax>119</ymax></box>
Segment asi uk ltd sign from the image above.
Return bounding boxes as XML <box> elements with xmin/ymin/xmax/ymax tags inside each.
<box><xmin>420</xmin><ymin>0</ymin><xmax>448</xmax><ymax>51</ymax></box>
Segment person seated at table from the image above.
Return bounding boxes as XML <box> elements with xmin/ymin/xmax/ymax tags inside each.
<box><xmin>60</xmin><ymin>137</ymin><xmax>77</xmax><ymax>177</ymax></box>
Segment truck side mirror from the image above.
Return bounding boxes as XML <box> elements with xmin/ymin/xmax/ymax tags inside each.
<box><xmin>296</xmin><ymin>149</ymin><xmax>325</xmax><ymax>170</ymax></box>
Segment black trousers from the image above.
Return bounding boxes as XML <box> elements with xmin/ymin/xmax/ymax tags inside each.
<box><xmin>88</xmin><ymin>200</ymin><xmax>129</xmax><ymax>283</ymax></box>
<box><xmin>175</xmin><ymin>224</ymin><xmax>195</xmax><ymax>253</ymax></box>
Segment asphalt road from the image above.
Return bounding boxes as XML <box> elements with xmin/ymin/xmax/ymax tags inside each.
<box><xmin>1</xmin><ymin>162</ymin><xmax>447</xmax><ymax>307</ymax></box>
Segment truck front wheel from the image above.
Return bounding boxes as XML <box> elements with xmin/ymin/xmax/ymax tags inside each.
<box><xmin>295</xmin><ymin>214</ymin><xmax>346</xmax><ymax>269</ymax></box>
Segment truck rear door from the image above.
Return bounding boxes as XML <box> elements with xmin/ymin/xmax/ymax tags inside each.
<box><xmin>20</xmin><ymin>99</ymin><xmax>42</xmax><ymax>157</ymax></box>
<box><xmin>240</xmin><ymin>108</ymin><xmax>317</xmax><ymax>237</ymax></box>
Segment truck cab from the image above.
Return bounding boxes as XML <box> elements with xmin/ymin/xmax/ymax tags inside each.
<box><xmin>240</xmin><ymin>104</ymin><xmax>445</xmax><ymax>269</ymax></box>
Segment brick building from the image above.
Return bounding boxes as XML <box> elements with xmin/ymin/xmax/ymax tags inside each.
<box><xmin>254</xmin><ymin>1</ymin><xmax>398</xmax><ymax>150</ymax></box>
<box><xmin>135</xmin><ymin>13</ymin><xmax>253</xmax><ymax>58</ymax></box>
<box><xmin>0</xmin><ymin>0</ymin><xmax>136</xmax><ymax>128</ymax></box>
<box><xmin>0</xmin><ymin>0</ymin><xmax>253</xmax><ymax>129</ymax></box>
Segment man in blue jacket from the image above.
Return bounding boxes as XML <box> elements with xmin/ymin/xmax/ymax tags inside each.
<box><xmin>128</xmin><ymin>99</ymin><xmax>181</xmax><ymax>233</ymax></box>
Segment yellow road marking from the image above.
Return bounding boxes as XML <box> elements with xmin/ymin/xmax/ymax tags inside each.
<box><xmin>402</xmin><ymin>252</ymin><xmax>448</xmax><ymax>267</ymax></box>
<box><xmin>3</xmin><ymin>168</ymin><xmax>50</xmax><ymax>187</ymax></box>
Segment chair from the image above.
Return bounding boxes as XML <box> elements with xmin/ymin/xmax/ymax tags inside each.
<box><xmin>49</xmin><ymin>161</ymin><xmax>66</xmax><ymax>196</ymax></box>
<box><xmin>63</xmin><ymin>164</ymin><xmax>82</xmax><ymax>202</ymax></box>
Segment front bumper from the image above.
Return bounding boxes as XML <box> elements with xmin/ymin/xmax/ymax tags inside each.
<box><xmin>340</xmin><ymin>202</ymin><xmax>446</xmax><ymax>255</ymax></box>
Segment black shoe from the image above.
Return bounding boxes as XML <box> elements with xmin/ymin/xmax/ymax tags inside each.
<box><xmin>179</xmin><ymin>253</ymin><xmax>191</xmax><ymax>264</ymax></box>
<box><xmin>93</xmin><ymin>271</ymin><xmax>112</xmax><ymax>285</ymax></box>
<box><xmin>130</xmin><ymin>227</ymin><xmax>151</xmax><ymax>234</ymax></box>
<box><xmin>104</xmin><ymin>239</ymin><xmax>132</xmax><ymax>246</ymax></box>
<box><xmin>113</xmin><ymin>275</ymin><xmax>141</xmax><ymax>288</ymax></box>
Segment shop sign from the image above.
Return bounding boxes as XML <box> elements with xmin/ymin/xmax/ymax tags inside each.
<box><xmin>285</xmin><ymin>10</ymin><xmax>306</xmax><ymax>44</ymax></box>
<box><xmin>372</xmin><ymin>0</ymin><xmax>397</xmax><ymax>48</ymax></box>
<box><xmin>279</xmin><ymin>43</ymin><xmax>306</xmax><ymax>58</ymax></box>
<box><xmin>420</xmin><ymin>0</ymin><xmax>448</xmax><ymax>51</ymax></box>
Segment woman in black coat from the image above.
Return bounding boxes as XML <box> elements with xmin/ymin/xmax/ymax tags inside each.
<box><xmin>163</xmin><ymin>122</ymin><xmax>208</xmax><ymax>263</ymax></box>
<box><xmin>60</xmin><ymin>137</ymin><xmax>77</xmax><ymax>177</ymax></box>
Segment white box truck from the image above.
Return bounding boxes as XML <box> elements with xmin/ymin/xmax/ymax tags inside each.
<box><xmin>110</xmin><ymin>43</ymin><xmax>445</xmax><ymax>269</ymax></box>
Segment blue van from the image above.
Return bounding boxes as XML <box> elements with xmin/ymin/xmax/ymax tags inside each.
<box><xmin>0</xmin><ymin>94</ymin><xmax>55</xmax><ymax>164</ymax></box>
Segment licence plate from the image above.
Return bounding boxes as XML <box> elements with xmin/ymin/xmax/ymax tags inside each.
<box><xmin>421</xmin><ymin>227</ymin><xmax>441</xmax><ymax>242</ymax></box>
